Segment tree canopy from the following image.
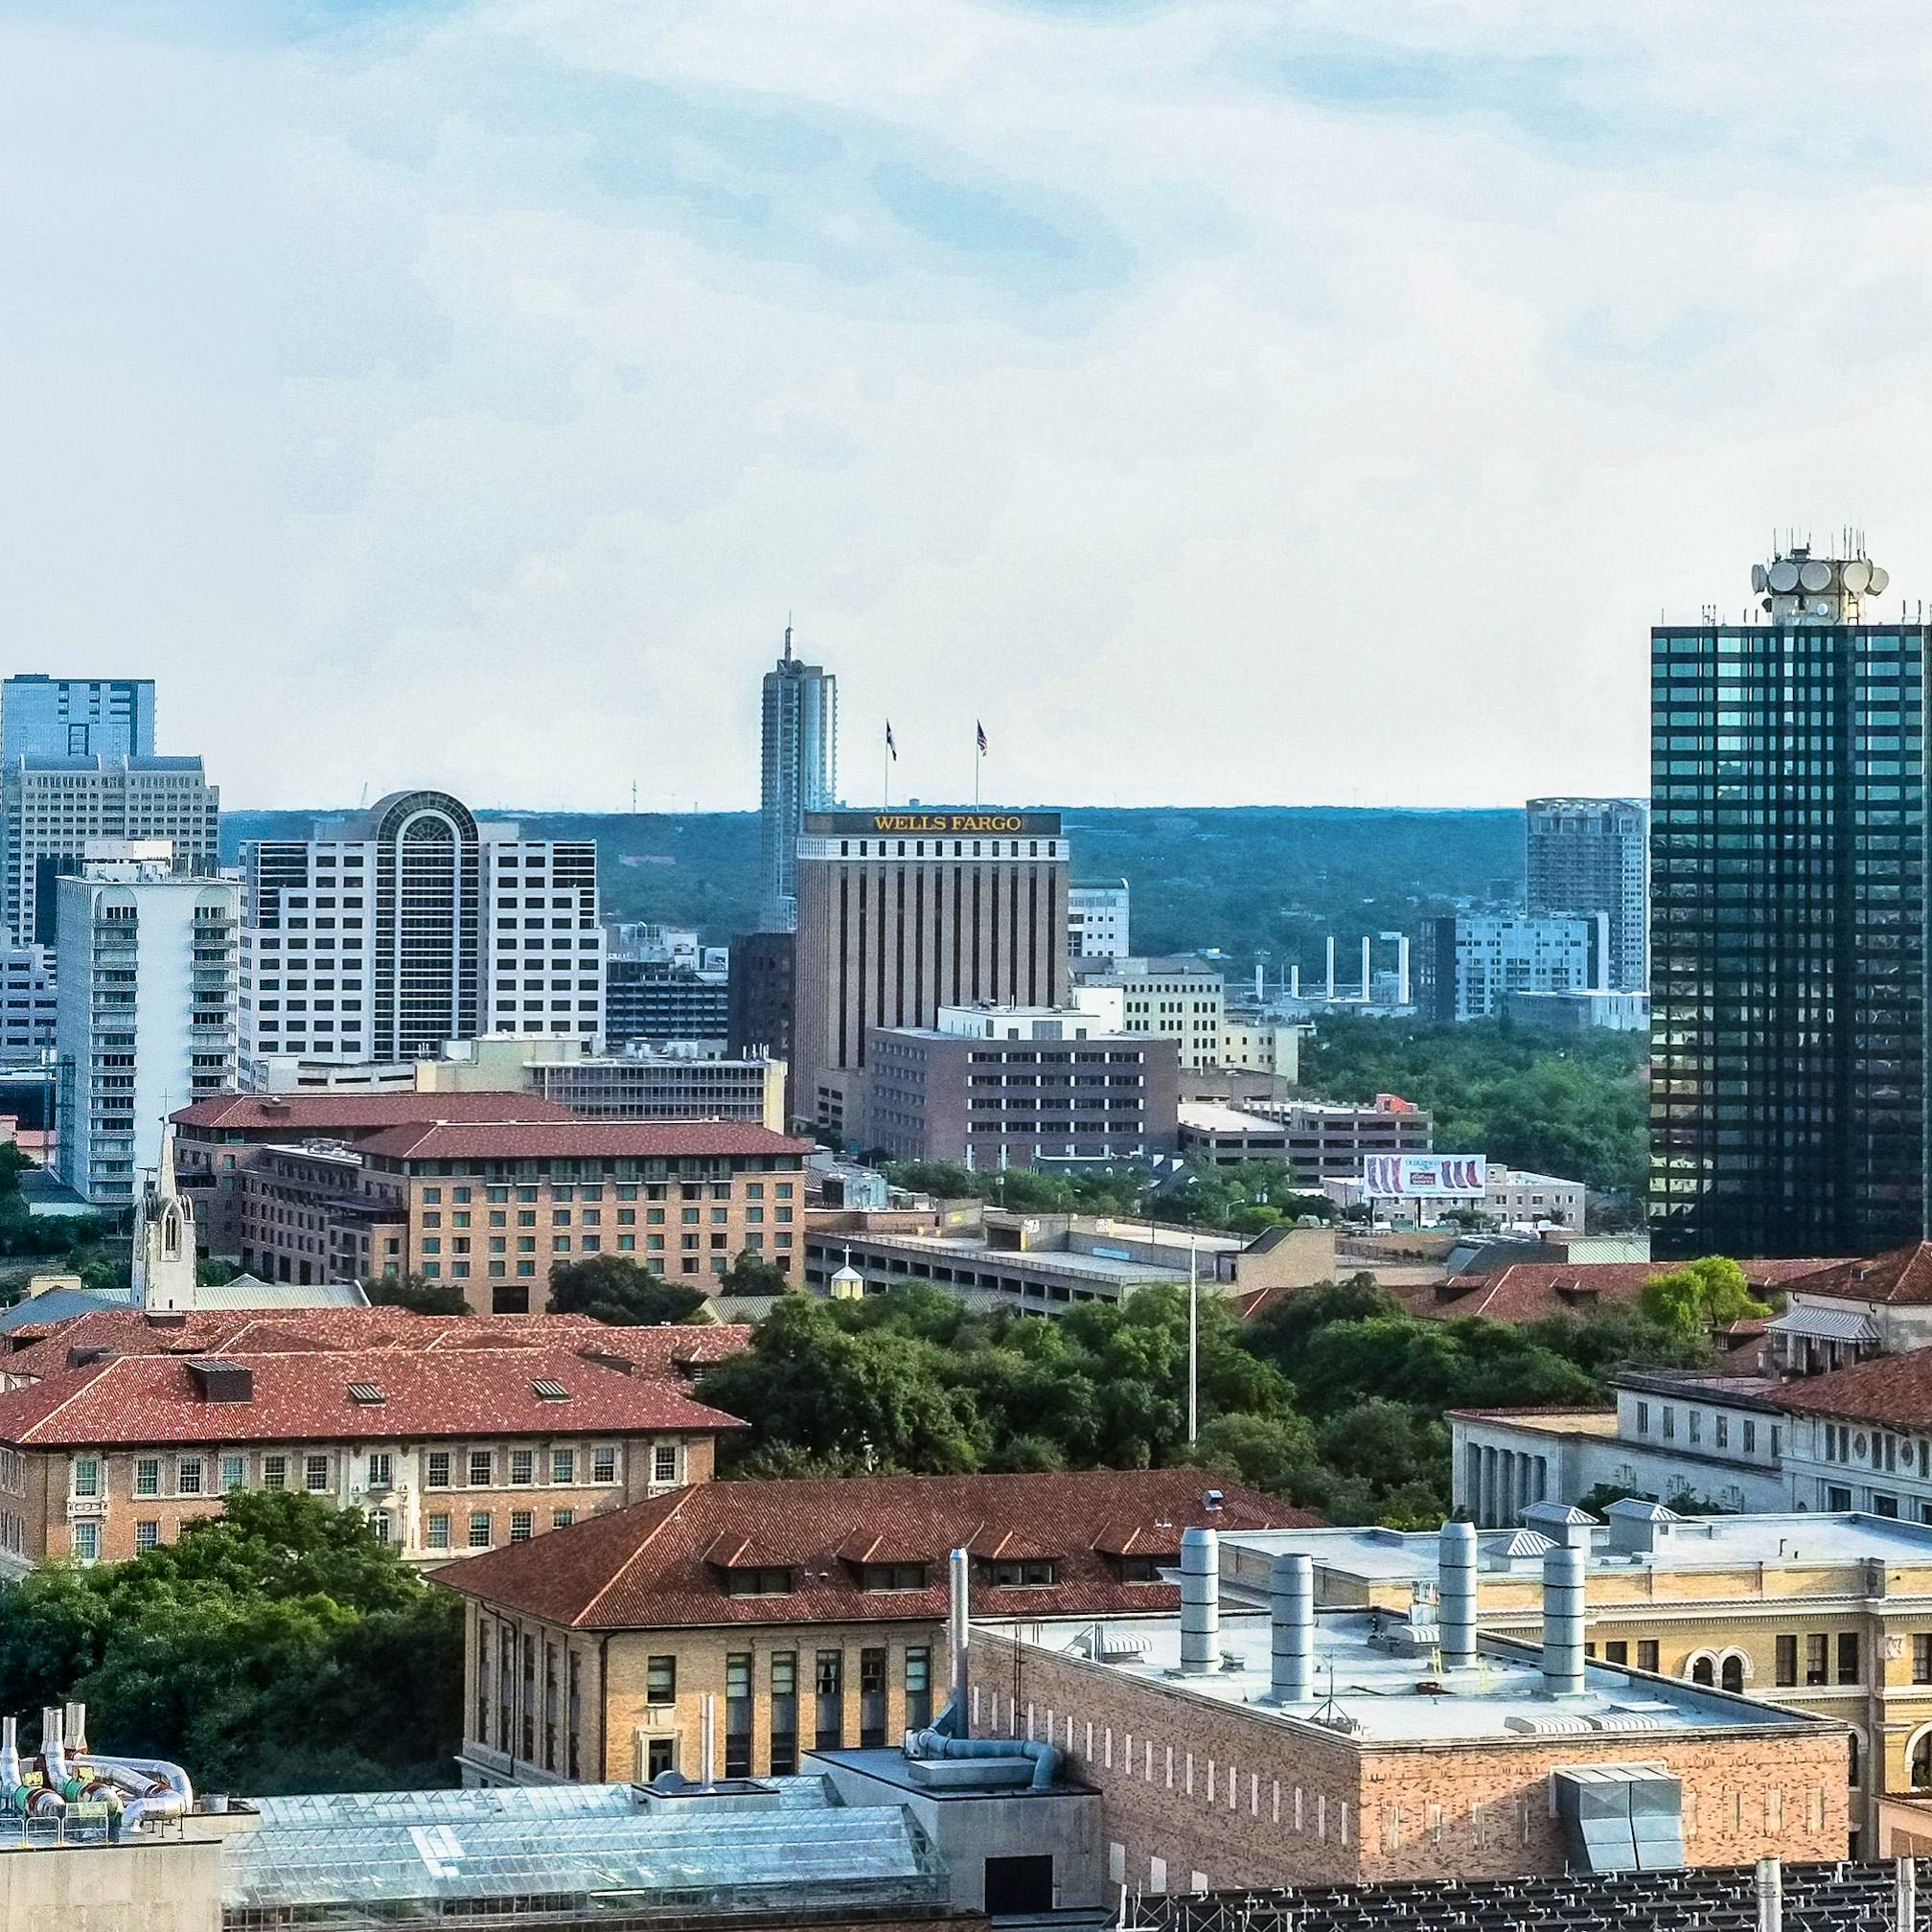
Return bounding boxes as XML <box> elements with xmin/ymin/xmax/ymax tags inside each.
<box><xmin>0</xmin><ymin>1491</ymin><xmax>460</xmax><ymax>1793</ymax></box>
<box><xmin>1639</xmin><ymin>1256</ymin><xmax>1768</xmax><ymax>1341</ymax></box>
<box><xmin>547</xmin><ymin>1254</ymin><xmax>705</xmax><ymax>1326</ymax></box>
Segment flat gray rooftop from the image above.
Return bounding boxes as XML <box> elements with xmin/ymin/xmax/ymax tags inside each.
<box><xmin>979</xmin><ymin>1609</ymin><xmax>1817</xmax><ymax>1745</ymax></box>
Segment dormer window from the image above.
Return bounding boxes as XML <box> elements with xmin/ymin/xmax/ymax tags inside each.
<box><xmin>1115</xmin><ymin>1555</ymin><xmax>1162</xmax><ymax>1584</ymax></box>
<box><xmin>722</xmin><ymin>1565</ymin><xmax>794</xmax><ymax>1598</ymax></box>
<box><xmin>988</xmin><ymin>1559</ymin><xmax>1057</xmax><ymax>1588</ymax></box>
<box><xmin>861</xmin><ymin>1562</ymin><xmax>928</xmax><ymax>1592</ymax></box>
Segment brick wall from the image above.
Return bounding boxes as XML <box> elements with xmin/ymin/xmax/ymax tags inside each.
<box><xmin>971</xmin><ymin>1630</ymin><xmax>1850</xmax><ymax>1894</ymax></box>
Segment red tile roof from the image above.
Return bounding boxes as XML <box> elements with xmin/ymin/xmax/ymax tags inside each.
<box><xmin>1392</xmin><ymin>1257</ymin><xmax>1837</xmax><ymax>1325</ymax></box>
<box><xmin>171</xmin><ymin>1092</ymin><xmax>577</xmax><ymax>1132</ymax></box>
<box><xmin>0</xmin><ymin>1307</ymin><xmax>749</xmax><ymax>1385</ymax></box>
<box><xmin>0</xmin><ymin>1344</ymin><xmax>746</xmax><ymax>1449</ymax></box>
<box><xmin>1772</xmin><ymin>1349</ymin><xmax>1932</xmax><ymax>1429</ymax></box>
<box><xmin>354</xmin><ymin>1120</ymin><xmax>814</xmax><ymax>1162</ymax></box>
<box><xmin>1775</xmin><ymin>1244</ymin><xmax>1932</xmax><ymax>1308</ymax></box>
<box><xmin>431</xmin><ymin>1468</ymin><xmax>1321</xmax><ymax>1630</ymax></box>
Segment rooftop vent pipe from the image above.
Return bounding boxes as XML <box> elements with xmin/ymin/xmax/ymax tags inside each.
<box><xmin>1270</xmin><ymin>1552</ymin><xmax>1313</xmax><ymax>1702</ymax></box>
<box><xmin>1438</xmin><ymin>1520</ymin><xmax>1477</xmax><ymax>1668</ymax></box>
<box><xmin>1179</xmin><ymin>1527</ymin><xmax>1219</xmax><ymax>1675</ymax></box>
<box><xmin>1539</xmin><ymin>1541</ymin><xmax>1587</xmax><ymax>1697</ymax></box>
<box><xmin>948</xmin><ymin>1547</ymin><xmax>971</xmax><ymax>1736</ymax></box>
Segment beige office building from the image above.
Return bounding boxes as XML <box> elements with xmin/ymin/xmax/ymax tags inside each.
<box><xmin>793</xmin><ymin>810</ymin><xmax>1070</xmax><ymax>1137</ymax></box>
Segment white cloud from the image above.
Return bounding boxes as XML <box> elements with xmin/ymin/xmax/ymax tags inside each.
<box><xmin>2</xmin><ymin>0</ymin><xmax>1931</xmax><ymax>811</ymax></box>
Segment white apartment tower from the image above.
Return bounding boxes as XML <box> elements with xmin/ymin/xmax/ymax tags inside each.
<box><xmin>239</xmin><ymin>789</ymin><xmax>604</xmax><ymax>1066</ymax></box>
<box><xmin>758</xmin><ymin>627</ymin><xmax>838</xmax><ymax>932</ymax></box>
<box><xmin>1526</xmin><ymin>796</ymin><xmax>1649</xmax><ymax>993</ymax></box>
<box><xmin>54</xmin><ymin>847</ymin><xmax>240</xmax><ymax>1207</ymax></box>
<box><xmin>1</xmin><ymin>755</ymin><xmax>218</xmax><ymax>949</ymax></box>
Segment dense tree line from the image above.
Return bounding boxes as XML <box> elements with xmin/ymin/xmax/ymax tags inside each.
<box><xmin>697</xmin><ymin>1276</ymin><xmax>1709</xmax><ymax>1528</ymax></box>
<box><xmin>1299</xmin><ymin>1015</ymin><xmax>1647</xmax><ymax>1198</ymax></box>
<box><xmin>0</xmin><ymin>1491</ymin><xmax>461</xmax><ymax>1792</ymax></box>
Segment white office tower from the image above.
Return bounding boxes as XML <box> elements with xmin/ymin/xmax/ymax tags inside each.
<box><xmin>0</xmin><ymin>676</ymin><xmax>155</xmax><ymax>762</ymax></box>
<box><xmin>1068</xmin><ymin>882</ymin><xmax>1130</xmax><ymax>962</ymax></box>
<box><xmin>54</xmin><ymin>845</ymin><xmax>240</xmax><ymax>1208</ymax></box>
<box><xmin>758</xmin><ymin>627</ymin><xmax>838</xmax><ymax>932</ymax></box>
<box><xmin>239</xmin><ymin>789</ymin><xmax>604</xmax><ymax>1067</ymax></box>
<box><xmin>1</xmin><ymin>755</ymin><xmax>218</xmax><ymax>949</ymax></box>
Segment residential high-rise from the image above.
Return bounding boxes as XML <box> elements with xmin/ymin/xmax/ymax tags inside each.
<box><xmin>53</xmin><ymin>845</ymin><xmax>240</xmax><ymax>1207</ymax></box>
<box><xmin>1651</xmin><ymin>541</ymin><xmax>1929</xmax><ymax>1259</ymax></box>
<box><xmin>1067</xmin><ymin>880</ymin><xmax>1130</xmax><ymax>961</ymax></box>
<box><xmin>1417</xmin><ymin>912</ymin><xmax>1606</xmax><ymax>1024</ymax></box>
<box><xmin>1</xmin><ymin>755</ymin><xmax>218</xmax><ymax>948</ymax></box>
<box><xmin>792</xmin><ymin>809</ymin><xmax>1070</xmax><ymax>1138</ymax></box>
<box><xmin>757</xmin><ymin>627</ymin><xmax>838</xmax><ymax>932</ymax></box>
<box><xmin>0</xmin><ymin>676</ymin><xmax>154</xmax><ymax>762</ymax></box>
<box><xmin>1526</xmin><ymin>796</ymin><xmax>1649</xmax><ymax>992</ymax></box>
<box><xmin>239</xmin><ymin>789</ymin><xmax>604</xmax><ymax>1067</ymax></box>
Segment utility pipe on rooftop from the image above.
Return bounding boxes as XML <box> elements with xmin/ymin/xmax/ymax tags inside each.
<box><xmin>1179</xmin><ymin>1528</ymin><xmax>1219</xmax><ymax>1675</ymax></box>
<box><xmin>1269</xmin><ymin>1552</ymin><xmax>1313</xmax><ymax>1702</ymax></box>
<box><xmin>1438</xmin><ymin>1520</ymin><xmax>1477</xmax><ymax>1668</ymax></box>
<box><xmin>947</xmin><ymin>1547</ymin><xmax>971</xmax><ymax>1736</ymax></box>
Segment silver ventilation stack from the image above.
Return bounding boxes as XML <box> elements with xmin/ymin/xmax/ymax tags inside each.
<box><xmin>1178</xmin><ymin>1527</ymin><xmax>1219</xmax><ymax>1675</ymax></box>
<box><xmin>1270</xmin><ymin>1552</ymin><xmax>1314</xmax><ymax>1702</ymax></box>
<box><xmin>1525</xmin><ymin>1502</ymin><xmax>1597</xmax><ymax>1698</ymax></box>
<box><xmin>948</xmin><ymin>1547</ymin><xmax>971</xmax><ymax>1735</ymax></box>
<box><xmin>1438</xmin><ymin>1520</ymin><xmax>1477</xmax><ymax>1668</ymax></box>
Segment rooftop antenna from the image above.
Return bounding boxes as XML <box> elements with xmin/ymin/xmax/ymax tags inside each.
<box><xmin>783</xmin><ymin>612</ymin><xmax>794</xmax><ymax>662</ymax></box>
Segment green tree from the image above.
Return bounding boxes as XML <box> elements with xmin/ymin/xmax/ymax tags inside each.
<box><xmin>719</xmin><ymin>1249</ymin><xmax>792</xmax><ymax>1297</ymax></box>
<box><xmin>1639</xmin><ymin>1256</ymin><xmax>1767</xmax><ymax>1341</ymax></box>
<box><xmin>365</xmin><ymin>1273</ymin><xmax>470</xmax><ymax>1316</ymax></box>
<box><xmin>547</xmin><ymin>1255</ymin><xmax>705</xmax><ymax>1326</ymax></box>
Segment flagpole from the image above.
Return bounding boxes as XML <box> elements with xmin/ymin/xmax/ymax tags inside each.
<box><xmin>1186</xmin><ymin>1231</ymin><xmax>1198</xmax><ymax>1445</ymax></box>
<box><xmin>974</xmin><ymin>739</ymin><xmax>980</xmax><ymax>807</ymax></box>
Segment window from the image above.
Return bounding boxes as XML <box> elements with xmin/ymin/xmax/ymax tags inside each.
<box><xmin>1776</xmin><ymin>1635</ymin><xmax>1799</xmax><ymax>1687</ymax></box>
<box><xmin>1638</xmin><ymin>1640</ymin><xmax>1659</xmax><ymax>1673</ymax></box>
<box><xmin>176</xmin><ymin>1458</ymin><xmax>203</xmax><ymax>1496</ymax></box>
<box><xmin>305</xmin><ymin>1455</ymin><xmax>331</xmax><ymax>1492</ymax></box>
<box><xmin>647</xmin><ymin>1656</ymin><xmax>677</xmax><ymax>1707</ymax></box>
<box><xmin>770</xmin><ymin>1651</ymin><xmax>799</xmax><ymax>1775</ymax></box>
<box><xmin>552</xmin><ymin>1507</ymin><xmax>575</xmax><ymax>1529</ymax></box>
<box><xmin>815</xmin><ymin>1650</ymin><xmax>844</xmax><ymax>1749</ymax></box>
<box><xmin>426</xmin><ymin>1512</ymin><xmax>451</xmax><ymax>1551</ymax></box>
<box><xmin>724</xmin><ymin>1566</ymin><xmax>794</xmax><ymax>1597</ymax></box>
<box><xmin>1838</xmin><ymin>1632</ymin><xmax>1861</xmax><ymax>1685</ymax></box>
<box><xmin>860</xmin><ymin>1646</ymin><xmax>887</xmax><ymax>1747</ymax></box>
<box><xmin>1714</xmin><ymin>1414</ymin><xmax>1729</xmax><ymax>1450</ymax></box>
<box><xmin>989</xmin><ymin>1559</ymin><xmax>1057</xmax><ymax>1588</ymax></box>
<box><xmin>469</xmin><ymin>1449</ymin><xmax>493</xmax><ymax>1487</ymax></box>
<box><xmin>592</xmin><ymin>1447</ymin><xmax>617</xmax><ymax>1484</ymax></box>
<box><xmin>905</xmin><ymin>1646</ymin><xmax>932</xmax><ymax>1730</ymax></box>
<box><xmin>510</xmin><ymin>1509</ymin><xmax>533</xmax><ymax>1543</ymax></box>
<box><xmin>551</xmin><ymin>1447</ymin><xmax>575</xmax><ymax>1484</ymax></box>
<box><xmin>219</xmin><ymin>1455</ymin><xmax>245</xmax><ymax>1492</ymax></box>
<box><xmin>1916</xmin><ymin>1635</ymin><xmax>1932</xmax><ymax>1688</ymax></box>
<box><xmin>1806</xmin><ymin>1634</ymin><xmax>1828</xmax><ymax>1685</ymax></box>
<box><xmin>369</xmin><ymin>1510</ymin><xmax>392</xmax><ymax>1545</ymax></box>
<box><xmin>652</xmin><ymin>1443</ymin><xmax>678</xmax><ymax>1485</ymax></box>
<box><xmin>724</xmin><ymin>1653</ymin><xmax>753</xmax><ymax>1778</ymax></box>
<box><xmin>1116</xmin><ymin>1554</ymin><xmax>1162</xmax><ymax>1584</ymax></box>
<box><xmin>72</xmin><ymin>1521</ymin><xmax>100</xmax><ymax>1563</ymax></box>
<box><xmin>134</xmin><ymin>1521</ymin><xmax>160</xmax><ymax>1552</ymax></box>
<box><xmin>1721</xmin><ymin>1654</ymin><xmax>1744</xmax><ymax>1693</ymax></box>
<box><xmin>367</xmin><ymin>1452</ymin><xmax>393</xmax><ymax>1488</ymax></box>
<box><xmin>263</xmin><ymin>1455</ymin><xmax>288</xmax><ymax>1490</ymax></box>
<box><xmin>426</xmin><ymin>1451</ymin><xmax>451</xmax><ymax>1488</ymax></box>
<box><xmin>509</xmin><ymin>1449</ymin><xmax>535</xmax><ymax>1486</ymax></box>
<box><xmin>862</xmin><ymin>1563</ymin><xmax>928</xmax><ymax>1592</ymax></box>
<box><xmin>134</xmin><ymin>1458</ymin><xmax>160</xmax><ymax>1497</ymax></box>
<box><xmin>468</xmin><ymin>1511</ymin><xmax>492</xmax><ymax>1548</ymax></box>
<box><xmin>646</xmin><ymin>1736</ymin><xmax>676</xmax><ymax>1779</ymax></box>
<box><xmin>1603</xmin><ymin>1641</ymin><xmax>1628</xmax><ymax>1666</ymax></box>
<box><xmin>71</xmin><ymin>1457</ymin><xmax>101</xmax><ymax>1498</ymax></box>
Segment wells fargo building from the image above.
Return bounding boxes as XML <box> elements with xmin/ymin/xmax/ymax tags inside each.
<box><xmin>792</xmin><ymin>811</ymin><xmax>1070</xmax><ymax>1136</ymax></box>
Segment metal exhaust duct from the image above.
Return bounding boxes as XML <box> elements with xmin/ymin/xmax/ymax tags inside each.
<box><xmin>1270</xmin><ymin>1552</ymin><xmax>1313</xmax><ymax>1702</ymax></box>
<box><xmin>1179</xmin><ymin>1528</ymin><xmax>1219</xmax><ymax>1675</ymax></box>
<box><xmin>1438</xmin><ymin>1520</ymin><xmax>1478</xmax><ymax>1668</ymax></box>
<box><xmin>947</xmin><ymin>1547</ymin><xmax>971</xmax><ymax>1736</ymax></box>
<box><xmin>64</xmin><ymin>1701</ymin><xmax>88</xmax><ymax>1756</ymax></box>
<box><xmin>1541</xmin><ymin>1541</ymin><xmax>1587</xmax><ymax>1697</ymax></box>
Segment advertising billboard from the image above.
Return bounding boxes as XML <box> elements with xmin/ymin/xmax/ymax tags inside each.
<box><xmin>1360</xmin><ymin>1154</ymin><xmax>1487</xmax><ymax>1200</ymax></box>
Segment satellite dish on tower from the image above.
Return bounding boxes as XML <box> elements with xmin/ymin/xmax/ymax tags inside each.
<box><xmin>1843</xmin><ymin>560</ymin><xmax>1873</xmax><ymax>593</ymax></box>
<box><xmin>1800</xmin><ymin>561</ymin><xmax>1833</xmax><ymax>592</ymax></box>
<box><xmin>1767</xmin><ymin>560</ymin><xmax>1801</xmax><ymax>593</ymax></box>
<box><xmin>1751</xmin><ymin>564</ymin><xmax>1769</xmax><ymax>592</ymax></box>
<box><xmin>1870</xmin><ymin>564</ymin><xmax>1891</xmax><ymax>594</ymax></box>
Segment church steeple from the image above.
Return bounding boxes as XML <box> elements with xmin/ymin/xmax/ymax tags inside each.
<box><xmin>134</xmin><ymin>1124</ymin><xmax>197</xmax><ymax>1313</ymax></box>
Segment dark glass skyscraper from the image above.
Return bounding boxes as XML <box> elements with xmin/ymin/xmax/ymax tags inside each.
<box><xmin>1651</xmin><ymin>544</ymin><xmax>1930</xmax><ymax>1259</ymax></box>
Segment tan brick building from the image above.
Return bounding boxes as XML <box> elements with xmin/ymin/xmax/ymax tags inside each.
<box><xmin>431</xmin><ymin>1470</ymin><xmax>1315</xmax><ymax>1789</ymax></box>
<box><xmin>0</xmin><ymin>1304</ymin><xmax>750</xmax><ymax>1574</ymax></box>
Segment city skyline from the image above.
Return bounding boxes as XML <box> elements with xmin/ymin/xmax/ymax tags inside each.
<box><xmin>8</xmin><ymin>6</ymin><xmax>1930</xmax><ymax>811</ymax></box>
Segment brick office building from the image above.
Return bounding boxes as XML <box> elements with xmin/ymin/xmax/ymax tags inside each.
<box><xmin>434</xmin><ymin>1469</ymin><xmax>1314</xmax><ymax>1789</ymax></box>
<box><xmin>0</xmin><ymin>1304</ymin><xmax>749</xmax><ymax>1574</ymax></box>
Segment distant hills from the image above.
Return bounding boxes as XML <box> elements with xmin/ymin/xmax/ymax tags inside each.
<box><xmin>221</xmin><ymin>805</ymin><xmax>1525</xmax><ymax>972</ymax></box>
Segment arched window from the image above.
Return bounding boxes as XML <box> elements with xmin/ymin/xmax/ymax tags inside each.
<box><xmin>1690</xmin><ymin>1656</ymin><xmax>1714</xmax><ymax>1687</ymax></box>
<box><xmin>1721</xmin><ymin>1655</ymin><xmax>1744</xmax><ymax>1693</ymax></box>
<box><xmin>1912</xmin><ymin>1732</ymin><xmax>1932</xmax><ymax>1792</ymax></box>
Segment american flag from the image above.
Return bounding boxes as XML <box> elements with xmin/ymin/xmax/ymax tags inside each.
<box><xmin>977</xmin><ymin>721</ymin><xmax>988</xmax><ymax>755</ymax></box>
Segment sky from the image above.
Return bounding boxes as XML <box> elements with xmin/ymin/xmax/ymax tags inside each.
<box><xmin>4</xmin><ymin>1</ymin><xmax>1932</xmax><ymax>814</ymax></box>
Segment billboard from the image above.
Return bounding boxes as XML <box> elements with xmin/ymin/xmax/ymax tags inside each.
<box><xmin>1360</xmin><ymin>1154</ymin><xmax>1487</xmax><ymax>1200</ymax></box>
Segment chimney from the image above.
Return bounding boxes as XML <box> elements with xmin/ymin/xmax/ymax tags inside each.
<box><xmin>1179</xmin><ymin>1527</ymin><xmax>1219</xmax><ymax>1675</ymax></box>
<box><xmin>1438</xmin><ymin>1520</ymin><xmax>1477</xmax><ymax>1668</ymax></box>
<box><xmin>64</xmin><ymin>1701</ymin><xmax>87</xmax><ymax>1756</ymax></box>
<box><xmin>1524</xmin><ymin>1503</ymin><xmax>1596</xmax><ymax>1698</ymax></box>
<box><xmin>948</xmin><ymin>1548</ymin><xmax>971</xmax><ymax>1734</ymax></box>
<box><xmin>1269</xmin><ymin>1552</ymin><xmax>1314</xmax><ymax>1702</ymax></box>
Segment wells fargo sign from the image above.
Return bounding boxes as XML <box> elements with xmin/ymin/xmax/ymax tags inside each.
<box><xmin>868</xmin><ymin>813</ymin><xmax>1024</xmax><ymax>834</ymax></box>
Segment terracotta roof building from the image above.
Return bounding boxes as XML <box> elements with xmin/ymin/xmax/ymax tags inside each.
<box><xmin>173</xmin><ymin>1095</ymin><xmax>815</xmax><ymax>1316</ymax></box>
<box><xmin>0</xmin><ymin>1304</ymin><xmax>750</xmax><ymax>1576</ymax></box>
<box><xmin>434</xmin><ymin>1468</ymin><xmax>1317</xmax><ymax>1787</ymax></box>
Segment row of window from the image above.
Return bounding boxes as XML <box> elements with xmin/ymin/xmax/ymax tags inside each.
<box><xmin>69</xmin><ymin>1441</ymin><xmax>646</xmax><ymax>1500</ymax></box>
<box><xmin>1630</xmin><ymin>1399</ymin><xmax>1778</xmax><ymax>1459</ymax></box>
